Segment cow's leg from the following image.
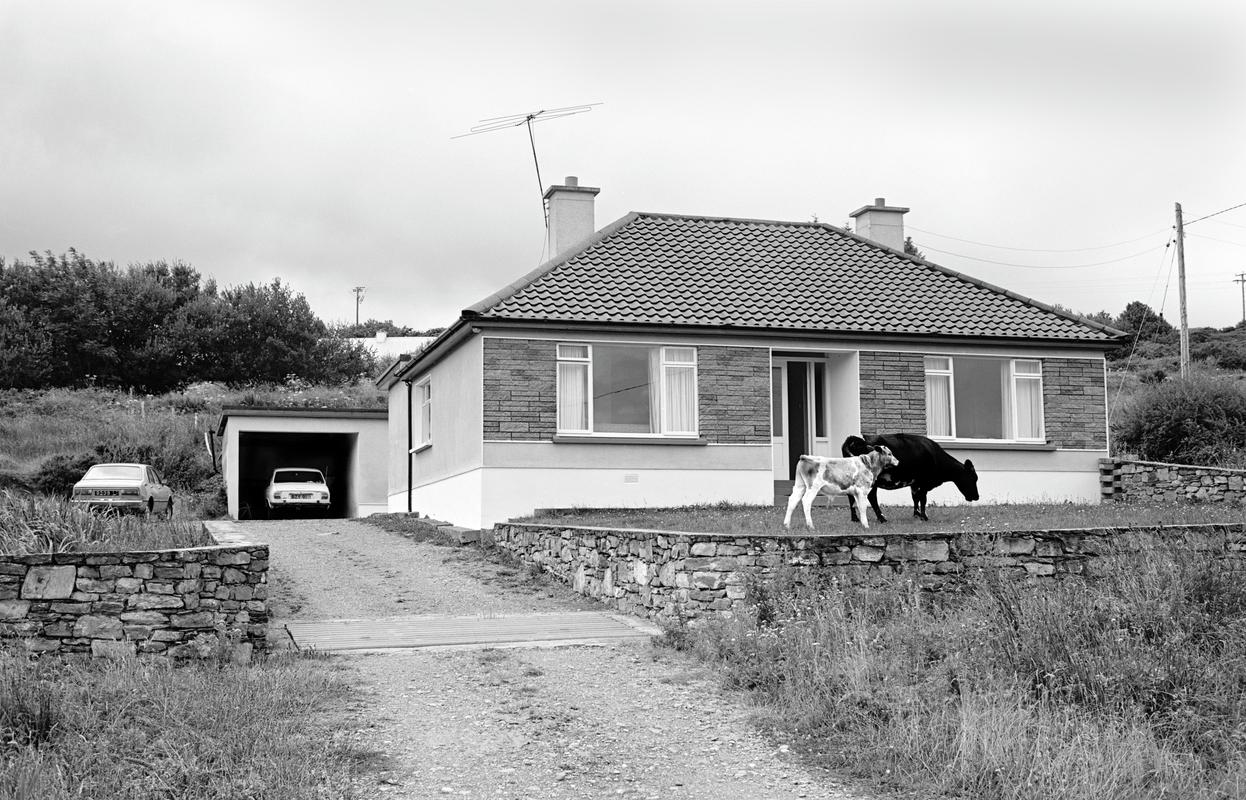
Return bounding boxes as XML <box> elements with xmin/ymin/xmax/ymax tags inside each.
<box><xmin>911</xmin><ymin>487</ymin><xmax>929</xmax><ymax>521</ymax></box>
<box><xmin>851</xmin><ymin>488</ymin><xmax>871</xmax><ymax>529</ymax></box>
<box><xmin>868</xmin><ymin>486</ymin><xmax>887</xmax><ymax>524</ymax></box>
<box><xmin>783</xmin><ymin>480</ymin><xmax>806</xmax><ymax>529</ymax></box>
<box><xmin>800</xmin><ymin>480</ymin><xmax>826</xmax><ymax>530</ymax></box>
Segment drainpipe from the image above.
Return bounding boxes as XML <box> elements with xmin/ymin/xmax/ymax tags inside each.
<box><xmin>404</xmin><ymin>379</ymin><xmax>413</xmax><ymax>513</ymax></box>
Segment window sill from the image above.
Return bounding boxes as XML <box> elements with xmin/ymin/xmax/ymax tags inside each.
<box><xmin>552</xmin><ymin>435</ymin><xmax>708</xmax><ymax>446</ymax></box>
<box><xmin>409</xmin><ymin>443</ymin><xmax>432</xmax><ymax>455</ymax></box>
<box><xmin>933</xmin><ymin>440</ymin><xmax>1056</xmax><ymax>451</ymax></box>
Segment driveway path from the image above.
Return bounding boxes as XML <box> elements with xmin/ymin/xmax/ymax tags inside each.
<box><xmin>254</xmin><ymin>518</ymin><xmax>874</xmax><ymax>799</ymax></box>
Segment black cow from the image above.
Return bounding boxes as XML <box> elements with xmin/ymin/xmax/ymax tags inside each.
<box><xmin>841</xmin><ymin>433</ymin><xmax>978</xmax><ymax>522</ymax></box>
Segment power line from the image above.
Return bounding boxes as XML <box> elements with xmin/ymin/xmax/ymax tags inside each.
<box><xmin>1186</xmin><ymin>232</ymin><xmax>1246</xmax><ymax>248</ymax></box>
<box><xmin>914</xmin><ymin>241</ymin><xmax>1168</xmax><ymax>269</ymax></box>
<box><xmin>1182</xmin><ymin>200</ymin><xmax>1246</xmax><ymax>227</ymax></box>
<box><xmin>906</xmin><ymin>224</ymin><xmax>1169</xmax><ymax>253</ymax></box>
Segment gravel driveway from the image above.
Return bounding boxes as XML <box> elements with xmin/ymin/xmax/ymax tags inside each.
<box><xmin>255</xmin><ymin>518</ymin><xmax>874</xmax><ymax>799</ymax></box>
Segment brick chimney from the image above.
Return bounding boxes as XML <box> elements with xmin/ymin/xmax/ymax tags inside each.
<box><xmin>543</xmin><ymin>176</ymin><xmax>600</xmax><ymax>258</ymax></box>
<box><xmin>849</xmin><ymin>197</ymin><xmax>909</xmax><ymax>252</ymax></box>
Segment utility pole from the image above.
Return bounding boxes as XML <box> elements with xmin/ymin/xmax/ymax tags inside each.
<box><xmin>1175</xmin><ymin>203</ymin><xmax>1190</xmax><ymax>378</ymax></box>
<box><xmin>1235</xmin><ymin>273</ymin><xmax>1246</xmax><ymax>326</ymax></box>
<box><xmin>352</xmin><ymin>286</ymin><xmax>366</xmax><ymax>326</ymax></box>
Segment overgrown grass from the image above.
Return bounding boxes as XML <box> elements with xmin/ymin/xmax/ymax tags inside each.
<box><xmin>0</xmin><ymin>492</ymin><xmax>208</xmax><ymax>554</ymax></box>
<box><xmin>668</xmin><ymin>551</ymin><xmax>1246</xmax><ymax>799</ymax></box>
<box><xmin>529</xmin><ymin>501</ymin><xmax>1246</xmax><ymax>536</ymax></box>
<box><xmin>0</xmin><ymin>651</ymin><xmax>374</xmax><ymax>799</ymax></box>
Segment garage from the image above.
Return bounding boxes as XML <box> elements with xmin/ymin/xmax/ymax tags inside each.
<box><xmin>216</xmin><ymin>407</ymin><xmax>388</xmax><ymax>521</ymax></box>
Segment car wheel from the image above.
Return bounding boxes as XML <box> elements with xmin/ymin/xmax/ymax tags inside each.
<box><xmin>146</xmin><ymin>497</ymin><xmax>155</xmax><ymax>518</ymax></box>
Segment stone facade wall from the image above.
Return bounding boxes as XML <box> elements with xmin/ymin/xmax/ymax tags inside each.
<box><xmin>696</xmin><ymin>346</ymin><xmax>770</xmax><ymax>444</ymax></box>
<box><xmin>483</xmin><ymin>338</ymin><xmax>558</xmax><ymax>441</ymax></box>
<box><xmin>857</xmin><ymin>351</ymin><xmax>926</xmax><ymax>435</ymax></box>
<box><xmin>493</xmin><ymin>521</ymin><xmax>1245</xmax><ymax>620</ymax></box>
<box><xmin>1101</xmin><ymin>458</ymin><xmax>1246</xmax><ymax>504</ymax></box>
<box><xmin>1043</xmin><ymin>357</ymin><xmax>1107</xmax><ymax>448</ymax></box>
<box><xmin>482</xmin><ymin>338</ymin><xmax>770</xmax><ymax>444</ymax></box>
<box><xmin>0</xmin><ymin>525</ymin><xmax>267</xmax><ymax>660</ymax></box>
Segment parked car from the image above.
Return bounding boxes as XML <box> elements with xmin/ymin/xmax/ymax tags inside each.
<box><xmin>71</xmin><ymin>463</ymin><xmax>175</xmax><ymax>517</ymax></box>
<box><xmin>264</xmin><ymin>468</ymin><xmax>331</xmax><ymax>518</ymax></box>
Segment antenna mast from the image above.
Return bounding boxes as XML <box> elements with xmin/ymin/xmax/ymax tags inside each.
<box><xmin>453</xmin><ymin>103</ymin><xmax>600</xmax><ymax>227</ymax></box>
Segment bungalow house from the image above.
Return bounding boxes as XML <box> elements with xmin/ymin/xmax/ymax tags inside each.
<box><xmin>378</xmin><ymin>178</ymin><xmax>1122</xmax><ymax>529</ymax></box>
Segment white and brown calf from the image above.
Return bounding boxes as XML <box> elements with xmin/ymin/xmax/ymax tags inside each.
<box><xmin>783</xmin><ymin>447</ymin><xmax>900</xmax><ymax>531</ymax></box>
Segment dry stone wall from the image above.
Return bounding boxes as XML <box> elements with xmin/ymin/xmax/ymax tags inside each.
<box><xmin>0</xmin><ymin>522</ymin><xmax>267</xmax><ymax>661</ymax></box>
<box><xmin>1100</xmin><ymin>458</ymin><xmax>1246</xmax><ymax>504</ymax></box>
<box><xmin>493</xmin><ymin>521</ymin><xmax>1246</xmax><ymax>620</ymax></box>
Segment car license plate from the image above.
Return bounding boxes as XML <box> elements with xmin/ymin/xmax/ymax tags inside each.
<box><xmin>94</xmin><ymin>490</ymin><xmax>120</xmax><ymax>496</ymax></box>
<box><xmin>291</xmin><ymin>493</ymin><xmax>312</xmax><ymax>499</ymax></box>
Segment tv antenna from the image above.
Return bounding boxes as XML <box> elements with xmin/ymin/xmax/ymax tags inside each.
<box><xmin>453</xmin><ymin>103</ymin><xmax>601</xmax><ymax>227</ymax></box>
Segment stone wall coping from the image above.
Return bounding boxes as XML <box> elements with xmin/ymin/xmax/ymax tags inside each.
<box><xmin>1116</xmin><ymin>458</ymin><xmax>1246</xmax><ymax>475</ymax></box>
<box><xmin>202</xmin><ymin>520</ymin><xmax>261</xmax><ymax>548</ymax></box>
<box><xmin>502</xmin><ymin>520</ymin><xmax>1245</xmax><ymax>539</ymax></box>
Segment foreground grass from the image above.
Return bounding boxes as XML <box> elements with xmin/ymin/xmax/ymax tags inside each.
<box><xmin>0</xmin><ymin>492</ymin><xmax>209</xmax><ymax>555</ymax></box>
<box><xmin>0</xmin><ymin>651</ymin><xmax>374</xmax><ymax>800</ymax></box>
<box><xmin>666</xmin><ymin>550</ymin><xmax>1246</xmax><ymax>799</ymax></box>
<box><xmin>529</xmin><ymin>501</ymin><xmax>1246</xmax><ymax>536</ymax></box>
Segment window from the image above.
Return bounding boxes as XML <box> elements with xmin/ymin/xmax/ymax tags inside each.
<box><xmin>924</xmin><ymin>356</ymin><xmax>1044</xmax><ymax>440</ymax></box>
<box><xmin>415</xmin><ymin>379</ymin><xmax>431</xmax><ymax>447</ymax></box>
<box><xmin>557</xmin><ymin>343</ymin><xmax>697</xmax><ymax>435</ymax></box>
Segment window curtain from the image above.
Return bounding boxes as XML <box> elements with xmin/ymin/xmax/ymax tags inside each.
<box><xmin>647</xmin><ymin>348</ymin><xmax>662</xmax><ymax>433</ymax></box>
<box><xmin>664</xmin><ymin>365</ymin><xmax>696</xmax><ymax>433</ymax></box>
<box><xmin>557</xmin><ymin>362</ymin><xmax>588</xmax><ymax>431</ymax></box>
<box><xmin>1015</xmin><ymin>377</ymin><xmax>1042</xmax><ymax>438</ymax></box>
<box><xmin>1000</xmin><ymin>364</ymin><xmax>1014</xmax><ymax>439</ymax></box>
<box><xmin>926</xmin><ymin>373</ymin><xmax>952</xmax><ymax>436</ymax></box>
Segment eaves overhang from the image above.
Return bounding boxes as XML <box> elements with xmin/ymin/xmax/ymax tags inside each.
<box><xmin>464</xmin><ymin>315</ymin><xmax>1126</xmax><ymax>352</ymax></box>
<box><xmin>216</xmin><ymin>406</ymin><xmax>388</xmax><ymax>437</ymax></box>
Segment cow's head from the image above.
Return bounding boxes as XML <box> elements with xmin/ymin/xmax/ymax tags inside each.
<box><xmin>870</xmin><ymin>445</ymin><xmax>900</xmax><ymax>472</ymax></box>
<box><xmin>957</xmin><ymin>459</ymin><xmax>979</xmax><ymax>501</ymax></box>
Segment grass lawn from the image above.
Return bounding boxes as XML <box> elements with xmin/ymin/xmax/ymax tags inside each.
<box><xmin>526</xmin><ymin>500</ymin><xmax>1246</xmax><ymax>536</ymax></box>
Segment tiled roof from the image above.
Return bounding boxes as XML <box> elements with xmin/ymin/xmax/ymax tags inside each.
<box><xmin>472</xmin><ymin>213</ymin><xmax>1119</xmax><ymax>342</ymax></box>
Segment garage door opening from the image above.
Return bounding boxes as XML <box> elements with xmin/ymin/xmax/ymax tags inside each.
<box><xmin>237</xmin><ymin>432</ymin><xmax>354</xmax><ymax>519</ymax></box>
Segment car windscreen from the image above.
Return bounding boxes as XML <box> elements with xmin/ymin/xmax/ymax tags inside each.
<box><xmin>84</xmin><ymin>465</ymin><xmax>143</xmax><ymax>481</ymax></box>
<box><xmin>273</xmin><ymin>470</ymin><xmax>324</xmax><ymax>484</ymax></box>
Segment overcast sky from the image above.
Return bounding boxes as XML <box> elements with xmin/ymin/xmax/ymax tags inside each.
<box><xmin>3</xmin><ymin>0</ymin><xmax>1245</xmax><ymax>332</ymax></box>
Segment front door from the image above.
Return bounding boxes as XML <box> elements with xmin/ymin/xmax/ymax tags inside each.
<box><xmin>772</xmin><ymin>360</ymin><xmax>826</xmax><ymax>479</ymax></box>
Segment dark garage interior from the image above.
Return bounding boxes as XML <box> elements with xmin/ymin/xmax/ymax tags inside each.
<box><xmin>237</xmin><ymin>432</ymin><xmax>354</xmax><ymax>519</ymax></box>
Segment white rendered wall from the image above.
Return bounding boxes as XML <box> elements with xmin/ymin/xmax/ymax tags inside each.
<box><xmin>479</xmin><ymin>467</ymin><xmax>774</xmax><ymax>529</ymax></box>
<box><xmin>390</xmin><ymin>468</ymin><xmax>485</xmax><ymax>529</ymax></box>
<box><xmin>389</xmin><ymin>336</ymin><xmax>483</xmax><ymax>513</ymax></box>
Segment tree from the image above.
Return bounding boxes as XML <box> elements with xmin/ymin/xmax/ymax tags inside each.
<box><xmin>903</xmin><ymin>236</ymin><xmax>925</xmax><ymax>260</ymax></box>
<box><xmin>330</xmin><ymin>319</ymin><xmax>446</xmax><ymax>338</ymax></box>
<box><xmin>0</xmin><ymin>251</ymin><xmax>375</xmax><ymax>390</ymax></box>
<box><xmin>1115</xmin><ymin>301</ymin><xmax>1175</xmax><ymax>342</ymax></box>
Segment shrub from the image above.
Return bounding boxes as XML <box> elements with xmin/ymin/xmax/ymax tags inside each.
<box><xmin>1114</xmin><ymin>373</ymin><xmax>1246</xmax><ymax>466</ymax></box>
<box><xmin>28</xmin><ymin>454</ymin><xmax>97</xmax><ymax>498</ymax></box>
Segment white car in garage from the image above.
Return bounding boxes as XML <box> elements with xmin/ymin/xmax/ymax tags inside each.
<box><xmin>264</xmin><ymin>468</ymin><xmax>331</xmax><ymax>518</ymax></box>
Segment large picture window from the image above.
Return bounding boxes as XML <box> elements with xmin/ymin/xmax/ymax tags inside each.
<box><xmin>557</xmin><ymin>343</ymin><xmax>697</xmax><ymax>435</ymax></box>
<box><xmin>925</xmin><ymin>356</ymin><xmax>1044</xmax><ymax>441</ymax></box>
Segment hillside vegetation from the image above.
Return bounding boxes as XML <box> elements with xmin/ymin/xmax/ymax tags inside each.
<box><xmin>0</xmin><ymin>383</ymin><xmax>385</xmax><ymax>516</ymax></box>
